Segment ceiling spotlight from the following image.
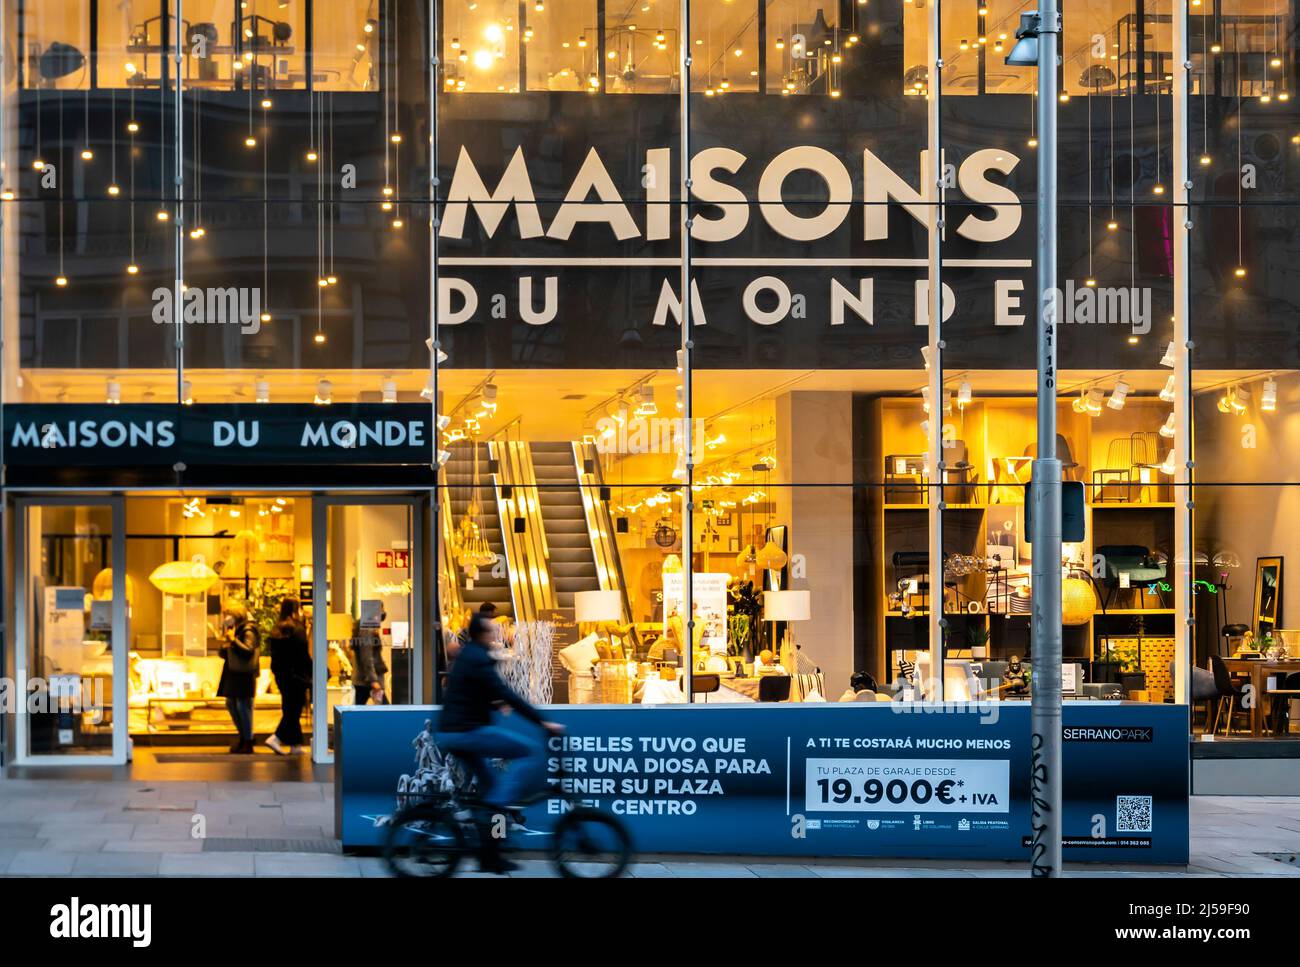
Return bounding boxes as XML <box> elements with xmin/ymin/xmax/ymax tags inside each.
<box><xmin>1210</xmin><ymin>43</ymin><xmax>1222</xmax><ymax>54</ymax></box>
<box><xmin>315</xmin><ymin>378</ymin><xmax>333</xmax><ymax>405</ymax></box>
<box><xmin>255</xmin><ymin>379</ymin><xmax>270</xmax><ymax>403</ymax></box>
<box><xmin>1152</xmin><ymin>183</ymin><xmax>1165</xmax><ymax>195</ymax></box>
<box><xmin>1027</xmin><ymin>137</ymin><xmax>1039</xmax><ymax>148</ymax></box>
<box><xmin>382</xmin><ymin>185</ymin><xmax>394</xmax><ymax>197</ymax></box>
<box><xmin>381</xmin><ymin>379</ymin><xmax>398</xmax><ymax>403</ymax></box>
<box><xmin>1262</xmin><ymin>377</ymin><xmax>1278</xmax><ymax>412</ymax></box>
<box><xmin>1059</xmin><ymin>92</ymin><xmax>1070</xmax><ymax>102</ymax></box>
<box><xmin>314</xmin><ymin>331</ymin><xmax>326</xmax><ymax>344</ymax></box>
<box><xmin>1107</xmin><ymin>380</ymin><xmax>1130</xmax><ymax>410</ymax></box>
<box><xmin>1159</xmin><ymin>413</ymin><xmax>1176</xmax><ymax>438</ymax></box>
<box><xmin>635</xmin><ymin>384</ymin><xmax>657</xmax><ymax>417</ymax></box>
<box><xmin>156</xmin><ymin>209</ymin><xmax>170</xmax><ymax>221</ymax></box>
<box><xmin>482</xmin><ymin>383</ymin><xmax>498</xmax><ymax>410</ymax></box>
<box><xmin>306</xmin><ymin>150</ymin><xmax>318</xmax><ymax>161</ymax></box>
<box><xmin>245</xmin><ymin>136</ymin><xmax>257</xmax><ymax>147</ymax></box>
<box><xmin>260</xmin><ymin>312</ymin><xmax>271</xmax><ymax>323</ymax></box>
<box><xmin>1159</xmin><ymin>374</ymin><xmax>1176</xmax><ymax>402</ymax></box>
<box><xmin>1199</xmin><ymin>154</ymin><xmax>1211</xmax><ymax>166</ymax></box>
<box><xmin>80</xmin><ymin>148</ymin><xmax>93</xmax><ymax>160</ymax></box>
<box><xmin>1234</xmin><ymin>266</ymin><xmax>1247</xmax><ymax>278</ymax></box>
<box><xmin>181</xmin><ymin>380</ymin><xmax>194</xmax><ymax>405</ymax></box>
<box><xmin>107</xmin><ymin>183</ymin><xmax>120</xmax><ymax>196</ymax></box>
<box><xmin>1084</xmin><ymin>276</ymin><xmax>1097</xmax><ymax>287</ymax></box>
<box><xmin>260</xmin><ymin>98</ymin><xmax>272</xmax><ymax>109</ymax></box>
<box><xmin>327</xmin><ymin>275</ymin><xmax>338</xmax><ymax>285</ymax></box>
<box><xmin>33</xmin><ymin>158</ymin><xmax>45</xmax><ymax>170</ymax></box>
<box><xmin>1271</xmin><ymin>56</ymin><xmax>1283</xmax><ymax>68</ymax></box>
<box><xmin>318</xmin><ymin>277</ymin><xmax>329</xmax><ymax>287</ymax></box>
<box><xmin>127</xmin><ymin>121</ymin><xmax>139</xmax><ymax>133</ymax></box>
<box><xmin>1107</xmin><ymin>219</ymin><xmax>1119</xmax><ymax>231</ymax></box>
<box><xmin>390</xmin><ymin>133</ymin><xmax>402</xmax><ymax>143</ymax></box>
<box><xmin>1160</xmin><ymin>341</ymin><xmax>1176</xmax><ymax>368</ymax></box>
<box><xmin>55</xmin><ymin>275</ymin><xmax>68</xmax><ymax>287</ymax></box>
<box><xmin>957</xmin><ymin>381</ymin><xmax>972</xmax><ymax>407</ymax></box>
<box><xmin>392</xmin><ymin>218</ymin><xmax>405</xmax><ymax>228</ymax></box>
<box><xmin>106</xmin><ymin>379</ymin><xmax>121</xmax><ymax>404</ymax></box>
<box><xmin>0</xmin><ymin>190</ymin><xmax>13</xmax><ymax>201</ymax></box>
<box><xmin>126</xmin><ymin>263</ymin><xmax>139</xmax><ymax>275</ymax></box>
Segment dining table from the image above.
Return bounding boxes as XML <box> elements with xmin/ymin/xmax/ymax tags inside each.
<box><xmin>1221</xmin><ymin>657</ymin><xmax>1300</xmax><ymax>737</ymax></box>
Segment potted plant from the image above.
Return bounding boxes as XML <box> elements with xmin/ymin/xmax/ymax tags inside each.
<box><xmin>968</xmin><ymin>624</ymin><xmax>991</xmax><ymax>660</ymax></box>
<box><xmin>1092</xmin><ymin>643</ymin><xmax>1132</xmax><ymax>684</ymax></box>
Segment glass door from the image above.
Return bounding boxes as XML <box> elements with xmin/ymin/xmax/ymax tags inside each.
<box><xmin>14</xmin><ymin>498</ymin><xmax>128</xmax><ymax>764</ymax></box>
<box><xmin>311</xmin><ymin>497</ymin><xmax>421</xmax><ymax>763</ymax></box>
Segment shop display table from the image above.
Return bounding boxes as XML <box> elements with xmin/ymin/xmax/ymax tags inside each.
<box><xmin>1222</xmin><ymin>658</ymin><xmax>1300</xmax><ymax>737</ymax></box>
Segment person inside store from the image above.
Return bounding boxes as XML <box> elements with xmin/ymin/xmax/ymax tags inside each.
<box><xmin>837</xmin><ymin>670</ymin><xmax>880</xmax><ymax>702</ymax></box>
<box><xmin>266</xmin><ymin>598</ymin><xmax>312</xmax><ymax>755</ymax></box>
<box><xmin>453</xmin><ymin>602</ymin><xmax>499</xmax><ymax>658</ymax></box>
<box><xmin>217</xmin><ymin>602</ymin><xmax>261</xmax><ymax>754</ymax></box>
<box><xmin>436</xmin><ymin>613</ymin><xmax>564</xmax><ymax>874</ymax></box>
<box><xmin>352</xmin><ymin>611</ymin><xmax>389</xmax><ymax>706</ymax></box>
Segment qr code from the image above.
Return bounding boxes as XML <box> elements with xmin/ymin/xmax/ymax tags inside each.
<box><xmin>1116</xmin><ymin>795</ymin><xmax>1153</xmax><ymax>833</ymax></box>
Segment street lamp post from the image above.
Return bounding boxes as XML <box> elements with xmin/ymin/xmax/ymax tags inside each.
<box><xmin>1007</xmin><ymin>4</ymin><xmax>1063</xmax><ymax>878</ymax></box>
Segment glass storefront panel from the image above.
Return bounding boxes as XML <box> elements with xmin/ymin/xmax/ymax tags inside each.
<box><xmin>21</xmin><ymin>503</ymin><xmax>117</xmax><ymax>757</ymax></box>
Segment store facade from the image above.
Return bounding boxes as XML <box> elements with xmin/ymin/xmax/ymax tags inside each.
<box><xmin>0</xmin><ymin>0</ymin><xmax>1296</xmax><ymax>798</ymax></box>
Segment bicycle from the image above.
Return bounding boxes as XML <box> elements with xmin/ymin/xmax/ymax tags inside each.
<box><xmin>384</xmin><ymin>754</ymin><xmax>633</xmax><ymax>878</ymax></box>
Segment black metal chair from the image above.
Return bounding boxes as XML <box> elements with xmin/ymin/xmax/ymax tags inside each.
<box><xmin>1266</xmin><ymin>671</ymin><xmax>1300</xmax><ymax>736</ymax></box>
<box><xmin>1209</xmin><ymin>655</ymin><xmax>1249</xmax><ymax>735</ymax></box>
<box><xmin>690</xmin><ymin>673</ymin><xmax>721</xmax><ymax>703</ymax></box>
<box><xmin>758</xmin><ymin>675</ymin><xmax>792</xmax><ymax>702</ymax></box>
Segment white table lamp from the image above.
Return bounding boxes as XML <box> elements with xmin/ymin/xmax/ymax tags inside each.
<box><xmin>763</xmin><ymin>590</ymin><xmax>810</xmax><ymax>667</ymax></box>
<box><xmin>574</xmin><ymin>589</ymin><xmax>621</xmax><ymax>624</ymax></box>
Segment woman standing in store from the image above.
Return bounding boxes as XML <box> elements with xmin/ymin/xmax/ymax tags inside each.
<box><xmin>352</xmin><ymin>611</ymin><xmax>388</xmax><ymax>706</ymax></box>
<box><xmin>266</xmin><ymin>598</ymin><xmax>312</xmax><ymax>755</ymax></box>
<box><xmin>217</xmin><ymin>602</ymin><xmax>261</xmax><ymax>754</ymax></box>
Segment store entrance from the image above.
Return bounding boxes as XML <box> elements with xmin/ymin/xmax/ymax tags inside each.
<box><xmin>11</xmin><ymin>492</ymin><xmax>422</xmax><ymax>766</ymax></box>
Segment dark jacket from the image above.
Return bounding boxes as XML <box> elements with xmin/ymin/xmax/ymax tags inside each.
<box><xmin>351</xmin><ymin>628</ymin><xmax>388</xmax><ymax>686</ymax></box>
<box><xmin>269</xmin><ymin>618</ymin><xmax>312</xmax><ymax>689</ymax></box>
<box><xmin>217</xmin><ymin>621</ymin><xmax>261</xmax><ymax>699</ymax></box>
<box><xmin>438</xmin><ymin>639</ymin><xmax>545</xmax><ymax>733</ymax></box>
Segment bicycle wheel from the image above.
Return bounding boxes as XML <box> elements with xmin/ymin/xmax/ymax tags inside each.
<box><xmin>384</xmin><ymin>805</ymin><xmax>468</xmax><ymax>878</ymax></box>
<box><xmin>550</xmin><ymin>808</ymin><xmax>632</xmax><ymax>879</ymax></box>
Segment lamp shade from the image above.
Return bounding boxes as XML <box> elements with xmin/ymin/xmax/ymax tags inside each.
<box><xmin>148</xmin><ymin>560</ymin><xmax>220</xmax><ymax>596</ymax></box>
<box><xmin>326</xmin><ymin>612</ymin><xmax>356</xmax><ymax>641</ymax></box>
<box><xmin>574</xmin><ymin>589</ymin><xmax>621</xmax><ymax>624</ymax></box>
<box><xmin>1061</xmin><ymin>576</ymin><xmax>1096</xmax><ymax>626</ymax></box>
<box><xmin>755</xmin><ymin>540</ymin><xmax>789</xmax><ymax>570</ymax></box>
<box><xmin>764</xmin><ymin>589</ymin><xmax>811</xmax><ymax>622</ymax></box>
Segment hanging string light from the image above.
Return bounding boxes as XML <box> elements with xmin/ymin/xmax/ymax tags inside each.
<box><xmin>1085</xmin><ymin>66</ymin><xmax>1096</xmax><ymax>287</ymax></box>
<box><xmin>1108</xmin><ymin>58</ymin><xmax>1118</xmax><ymax>230</ymax></box>
<box><xmin>1198</xmin><ymin>7</ymin><xmax>1211</xmax><ymax>166</ymax></box>
<box><xmin>1234</xmin><ymin>20</ymin><xmax>1246</xmax><ymax>279</ymax></box>
<box><xmin>1153</xmin><ymin>0</ymin><xmax>1165</xmax><ymax>197</ymax></box>
<box><xmin>127</xmin><ymin>84</ymin><xmax>138</xmax><ymax>275</ymax></box>
<box><xmin>55</xmin><ymin>92</ymin><xmax>66</xmax><ymax>286</ymax></box>
<box><xmin>107</xmin><ymin>86</ymin><xmax>119</xmax><ymax>195</ymax></box>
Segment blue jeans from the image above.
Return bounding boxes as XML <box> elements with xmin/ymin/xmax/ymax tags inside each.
<box><xmin>436</xmin><ymin>726</ymin><xmax>547</xmax><ymax>807</ymax></box>
<box><xmin>225</xmin><ymin>696</ymin><xmax>254</xmax><ymax>742</ymax></box>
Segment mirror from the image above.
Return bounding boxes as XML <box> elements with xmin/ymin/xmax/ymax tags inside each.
<box><xmin>1254</xmin><ymin>556</ymin><xmax>1283</xmax><ymax>640</ymax></box>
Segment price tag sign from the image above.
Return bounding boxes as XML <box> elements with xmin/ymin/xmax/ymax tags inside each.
<box><xmin>805</xmin><ymin>758</ymin><xmax>1010</xmax><ymax>813</ymax></box>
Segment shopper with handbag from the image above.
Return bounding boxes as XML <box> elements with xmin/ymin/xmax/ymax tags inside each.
<box><xmin>352</xmin><ymin>612</ymin><xmax>389</xmax><ymax>706</ymax></box>
<box><xmin>217</xmin><ymin>602</ymin><xmax>262</xmax><ymax>754</ymax></box>
<box><xmin>266</xmin><ymin>598</ymin><xmax>312</xmax><ymax>755</ymax></box>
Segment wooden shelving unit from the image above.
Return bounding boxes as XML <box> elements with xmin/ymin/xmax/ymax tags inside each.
<box><xmin>867</xmin><ymin>395</ymin><xmax>1177</xmax><ymax>687</ymax></box>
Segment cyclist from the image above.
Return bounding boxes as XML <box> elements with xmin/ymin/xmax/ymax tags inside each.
<box><xmin>436</xmin><ymin>612</ymin><xmax>564</xmax><ymax>873</ymax></box>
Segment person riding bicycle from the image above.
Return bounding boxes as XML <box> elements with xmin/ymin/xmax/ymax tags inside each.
<box><xmin>436</xmin><ymin>612</ymin><xmax>563</xmax><ymax>874</ymax></box>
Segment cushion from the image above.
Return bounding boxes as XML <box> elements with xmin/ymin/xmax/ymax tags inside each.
<box><xmin>558</xmin><ymin>634</ymin><xmax>601</xmax><ymax>675</ymax></box>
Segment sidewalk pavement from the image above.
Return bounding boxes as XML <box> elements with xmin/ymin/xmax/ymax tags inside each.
<box><xmin>0</xmin><ymin>778</ymin><xmax>1296</xmax><ymax>877</ymax></box>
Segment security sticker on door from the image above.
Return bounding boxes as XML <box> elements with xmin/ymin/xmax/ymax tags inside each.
<box><xmin>805</xmin><ymin>759</ymin><xmax>1010</xmax><ymax>813</ymax></box>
